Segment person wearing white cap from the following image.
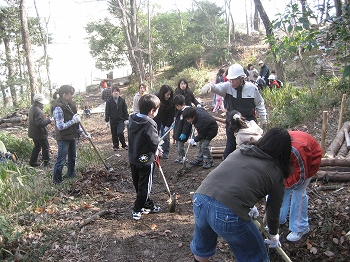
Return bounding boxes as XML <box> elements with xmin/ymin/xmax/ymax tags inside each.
<box><xmin>258</xmin><ymin>60</ymin><xmax>270</xmax><ymax>82</ymax></box>
<box><xmin>28</xmin><ymin>94</ymin><xmax>53</xmax><ymax>167</ymax></box>
<box><xmin>201</xmin><ymin>64</ymin><xmax>267</xmax><ymax>159</ymax></box>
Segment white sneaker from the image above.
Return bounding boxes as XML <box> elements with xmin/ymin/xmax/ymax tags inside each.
<box><xmin>132</xmin><ymin>211</ymin><xmax>142</xmax><ymax>220</ymax></box>
<box><xmin>286</xmin><ymin>228</ymin><xmax>310</xmax><ymax>242</ymax></box>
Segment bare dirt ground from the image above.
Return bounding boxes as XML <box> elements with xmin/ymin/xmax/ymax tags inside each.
<box><xmin>6</xmin><ymin>83</ymin><xmax>350</xmax><ymax>261</ymax></box>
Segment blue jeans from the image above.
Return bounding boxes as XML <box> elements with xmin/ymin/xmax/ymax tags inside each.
<box><xmin>280</xmin><ymin>178</ymin><xmax>311</xmax><ymax>233</ymax></box>
<box><xmin>53</xmin><ymin>139</ymin><xmax>77</xmax><ymax>184</ymax></box>
<box><xmin>159</xmin><ymin>124</ymin><xmax>170</xmax><ymax>158</ymax></box>
<box><xmin>190</xmin><ymin>194</ymin><xmax>269</xmax><ymax>262</ymax></box>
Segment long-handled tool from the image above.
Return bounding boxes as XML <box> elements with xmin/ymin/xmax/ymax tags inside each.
<box><xmin>158</xmin><ymin>123</ymin><xmax>174</xmax><ymax>146</ymax></box>
<box><xmin>182</xmin><ymin>127</ymin><xmax>194</xmax><ymax>171</ymax></box>
<box><xmin>253</xmin><ymin>217</ymin><xmax>292</xmax><ymax>262</ymax></box>
<box><xmin>79</xmin><ymin>123</ymin><xmax>113</xmax><ymax>172</ymax></box>
<box><xmin>154</xmin><ymin>155</ymin><xmax>176</xmax><ymax>213</ymax></box>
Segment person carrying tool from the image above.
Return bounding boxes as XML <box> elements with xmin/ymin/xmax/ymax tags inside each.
<box><xmin>280</xmin><ymin>131</ymin><xmax>322</xmax><ymax>242</ymax></box>
<box><xmin>154</xmin><ymin>84</ymin><xmax>175</xmax><ymax>159</ymax></box>
<box><xmin>51</xmin><ymin>85</ymin><xmax>90</xmax><ymax>184</ymax></box>
<box><xmin>105</xmin><ymin>86</ymin><xmax>129</xmax><ymax>151</ymax></box>
<box><xmin>201</xmin><ymin>63</ymin><xmax>267</xmax><ymax>159</ymax></box>
<box><xmin>173</xmin><ymin>95</ymin><xmax>192</xmax><ymax>164</ymax></box>
<box><xmin>190</xmin><ymin>127</ymin><xmax>293</xmax><ymax>262</ymax></box>
<box><xmin>128</xmin><ymin>94</ymin><xmax>162</xmax><ymax>220</ymax></box>
<box><xmin>182</xmin><ymin>107</ymin><xmax>218</xmax><ymax>169</ymax></box>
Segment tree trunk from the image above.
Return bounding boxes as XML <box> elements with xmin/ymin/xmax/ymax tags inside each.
<box><xmin>114</xmin><ymin>0</ymin><xmax>145</xmax><ymax>84</ymax></box>
<box><xmin>253</xmin><ymin>0</ymin><xmax>286</xmax><ymax>83</ymax></box>
<box><xmin>34</xmin><ymin>0</ymin><xmax>52</xmax><ymax>97</ymax></box>
<box><xmin>253</xmin><ymin>5</ymin><xmax>260</xmax><ymax>31</ymax></box>
<box><xmin>20</xmin><ymin>0</ymin><xmax>36</xmax><ymax>103</ymax></box>
<box><xmin>4</xmin><ymin>37</ymin><xmax>17</xmax><ymax>106</ymax></box>
<box><xmin>334</xmin><ymin>0</ymin><xmax>342</xmax><ymax>17</ymax></box>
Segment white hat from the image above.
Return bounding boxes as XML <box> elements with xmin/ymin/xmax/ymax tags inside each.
<box><xmin>268</xmin><ymin>75</ymin><xmax>276</xmax><ymax>80</ymax></box>
<box><xmin>33</xmin><ymin>94</ymin><xmax>49</xmax><ymax>105</ymax></box>
<box><xmin>226</xmin><ymin>64</ymin><xmax>246</xmax><ymax>79</ymax></box>
<box><xmin>258</xmin><ymin>60</ymin><xmax>264</xmax><ymax>65</ymax></box>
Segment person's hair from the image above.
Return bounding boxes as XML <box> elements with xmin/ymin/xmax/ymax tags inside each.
<box><xmin>107</xmin><ymin>82</ymin><xmax>112</xmax><ymax>87</ymax></box>
<box><xmin>112</xmin><ymin>86</ymin><xmax>120</xmax><ymax>93</ymax></box>
<box><xmin>139</xmin><ymin>94</ymin><xmax>160</xmax><ymax>115</ymax></box>
<box><xmin>182</xmin><ymin>107</ymin><xmax>197</xmax><ymax>119</ymax></box>
<box><xmin>271</xmin><ymin>70</ymin><xmax>276</xmax><ymax>74</ymax></box>
<box><xmin>256</xmin><ymin>127</ymin><xmax>292</xmax><ymax>179</ymax></box>
<box><xmin>139</xmin><ymin>83</ymin><xmax>147</xmax><ymax>90</ymax></box>
<box><xmin>53</xmin><ymin>85</ymin><xmax>75</xmax><ymax>100</ymax></box>
<box><xmin>158</xmin><ymin>84</ymin><xmax>173</xmax><ymax>103</ymax></box>
<box><xmin>173</xmin><ymin>94</ymin><xmax>185</xmax><ymax>106</ymax></box>
<box><xmin>247</xmin><ymin>63</ymin><xmax>253</xmax><ymax>69</ymax></box>
<box><xmin>217</xmin><ymin>68</ymin><xmax>225</xmax><ymax>76</ymax></box>
<box><xmin>228</xmin><ymin>110</ymin><xmax>248</xmax><ymax>133</ymax></box>
<box><xmin>177</xmin><ymin>78</ymin><xmax>188</xmax><ymax>89</ymax></box>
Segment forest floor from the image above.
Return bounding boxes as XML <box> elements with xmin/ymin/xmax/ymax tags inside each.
<box><xmin>4</xmin><ymin>77</ymin><xmax>350</xmax><ymax>262</ymax></box>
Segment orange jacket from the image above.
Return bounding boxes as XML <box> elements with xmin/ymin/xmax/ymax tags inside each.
<box><xmin>285</xmin><ymin>131</ymin><xmax>322</xmax><ymax>189</ymax></box>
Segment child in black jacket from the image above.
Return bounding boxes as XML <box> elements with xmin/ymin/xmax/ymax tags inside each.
<box><xmin>173</xmin><ymin>95</ymin><xmax>192</xmax><ymax>164</ymax></box>
<box><xmin>128</xmin><ymin>94</ymin><xmax>161</xmax><ymax>220</ymax></box>
<box><xmin>183</xmin><ymin>107</ymin><xmax>218</xmax><ymax>169</ymax></box>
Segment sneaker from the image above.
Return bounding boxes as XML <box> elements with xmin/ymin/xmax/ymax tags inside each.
<box><xmin>122</xmin><ymin>146</ymin><xmax>128</xmax><ymax>150</ymax></box>
<box><xmin>162</xmin><ymin>154</ymin><xmax>169</xmax><ymax>159</ymax></box>
<box><xmin>174</xmin><ymin>158</ymin><xmax>184</xmax><ymax>164</ymax></box>
<box><xmin>113</xmin><ymin>147</ymin><xmax>119</xmax><ymax>151</ymax></box>
<box><xmin>286</xmin><ymin>228</ymin><xmax>310</xmax><ymax>242</ymax></box>
<box><xmin>192</xmin><ymin>142</ymin><xmax>197</xmax><ymax>147</ymax></box>
<box><xmin>132</xmin><ymin>211</ymin><xmax>142</xmax><ymax>220</ymax></box>
<box><xmin>202</xmin><ymin>159</ymin><xmax>214</xmax><ymax>169</ymax></box>
<box><xmin>190</xmin><ymin>159</ymin><xmax>202</xmax><ymax>166</ymax></box>
<box><xmin>142</xmin><ymin>205</ymin><xmax>161</xmax><ymax>214</ymax></box>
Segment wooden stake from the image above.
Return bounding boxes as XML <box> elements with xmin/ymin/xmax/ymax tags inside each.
<box><xmin>321</xmin><ymin>111</ymin><xmax>328</xmax><ymax>156</ymax></box>
<box><xmin>337</xmin><ymin>94</ymin><xmax>347</xmax><ymax>132</ymax></box>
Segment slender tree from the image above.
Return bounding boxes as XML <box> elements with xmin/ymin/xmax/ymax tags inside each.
<box><xmin>20</xmin><ymin>0</ymin><xmax>36</xmax><ymax>102</ymax></box>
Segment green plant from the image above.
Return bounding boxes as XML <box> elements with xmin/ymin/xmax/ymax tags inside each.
<box><xmin>0</xmin><ymin>132</ymin><xmax>33</xmax><ymax>160</ymax></box>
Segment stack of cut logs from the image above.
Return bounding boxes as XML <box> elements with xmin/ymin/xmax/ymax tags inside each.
<box><xmin>0</xmin><ymin>110</ymin><xmax>29</xmax><ymax>128</ymax></box>
<box><xmin>211</xmin><ymin>121</ymin><xmax>350</xmax><ymax>183</ymax></box>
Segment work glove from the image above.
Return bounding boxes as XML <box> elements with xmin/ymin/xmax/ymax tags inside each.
<box><xmin>196</xmin><ymin>104</ymin><xmax>202</xmax><ymax>107</ymax></box>
<box><xmin>264</xmin><ymin>234</ymin><xmax>281</xmax><ymax>248</ymax></box>
<box><xmin>248</xmin><ymin>206</ymin><xmax>259</xmax><ymax>219</ymax></box>
<box><xmin>82</xmin><ymin>132</ymin><xmax>91</xmax><ymax>139</ymax></box>
<box><xmin>171</xmin><ymin>122</ymin><xmax>175</xmax><ymax>129</ymax></box>
<box><xmin>164</xmin><ymin>126</ymin><xmax>170</xmax><ymax>133</ymax></box>
<box><xmin>179</xmin><ymin>133</ymin><xmax>186</xmax><ymax>140</ymax></box>
<box><xmin>106</xmin><ymin>122</ymin><xmax>110</xmax><ymax>128</ymax></box>
<box><xmin>124</xmin><ymin>120</ymin><xmax>129</xmax><ymax>126</ymax></box>
<box><xmin>156</xmin><ymin>145</ymin><xmax>163</xmax><ymax>157</ymax></box>
<box><xmin>71</xmin><ymin>114</ymin><xmax>81</xmax><ymax>124</ymax></box>
<box><xmin>188</xmin><ymin>138</ymin><xmax>195</xmax><ymax>145</ymax></box>
<box><xmin>201</xmin><ymin>83</ymin><xmax>213</xmax><ymax>94</ymax></box>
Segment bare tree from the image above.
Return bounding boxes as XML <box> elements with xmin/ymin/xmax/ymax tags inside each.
<box><xmin>20</xmin><ymin>0</ymin><xmax>36</xmax><ymax>102</ymax></box>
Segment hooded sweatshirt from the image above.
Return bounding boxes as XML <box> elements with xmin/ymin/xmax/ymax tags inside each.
<box><xmin>128</xmin><ymin>113</ymin><xmax>159</xmax><ymax>166</ymax></box>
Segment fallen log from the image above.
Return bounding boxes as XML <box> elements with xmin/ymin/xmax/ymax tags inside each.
<box><xmin>212</xmin><ymin>153</ymin><xmax>223</xmax><ymax>158</ymax></box>
<box><xmin>312</xmin><ymin>171</ymin><xmax>350</xmax><ymax>182</ymax></box>
<box><xmin>338</xmin><ymin>140</ymin><xmax>348</xmax><ymax>157</ymax></box>
<box><xmin>319</xmin><ymin>166</ymin><xmax>350</xmax><ymax>172</ymax></box>
<box><xmin>324</xmin><ymin>121</ymin><xmax>350</xmax><ymax>158</ymax></box>
<box><xmin>345</xmin><ymin>128</ymin><xmax>350</xmax><ymax>149</ymax></box>
<box><xmin>78</xmin><ymin>209</ymin><xmax>110</xmax><ymax>228</ymax></box>
<box><xmin>315</xmin><ymin>185</ymin><xmax>345</xmax><ymax>191</ymax></box>
<box><xmin>320</xmin><ymin>157</ymin><xmax>350</xmax><ymax>166</ymax></box>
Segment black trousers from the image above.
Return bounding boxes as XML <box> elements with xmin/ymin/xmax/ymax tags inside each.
<box><xmin>110</xmin><ymin>121</ymin><xmax>127</xmax><ymax>148</ymax></box>
<box><xmin>30</xmin><ymin>138</ymin><xmax>50</xmax><ymax>164</ymax></box>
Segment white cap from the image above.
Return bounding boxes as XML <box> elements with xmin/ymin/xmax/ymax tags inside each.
<box><xmin>258</xmin><ymin>60</ymin><xmax>264</xmax><ymax>65</ymax></box>
<box><xmin>33</xmin><ymin>94</ymin><xmax>49</xmax><ymax>105</ymax></box>
<box><xmin>268</xmin><ymin>75</ymin><xmax>276</xmax><ymax>80</ymax></box>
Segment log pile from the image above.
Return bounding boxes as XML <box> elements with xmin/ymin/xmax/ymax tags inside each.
<box><xmin>0</xmin><ymin>110</ymin><xmax>29</xmax><ymax>128</ymax></box>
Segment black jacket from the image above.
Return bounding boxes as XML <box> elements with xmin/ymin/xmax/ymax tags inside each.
<box><xmin>128</xmin><ymin>113</ymin><xmax>159</xmax><ymax>166</ymax></box>
<box><xmin>28</xmin><ymin>102</ymin><xmax>51</xmax><ymax>139</ymax></box>
<box><xmin>105</xmin><ymin>96</ymin><xmax>129</xmax><ymax>123</ymax></box>
<box><xmin>173</xmin><ymin>106</ymin><xmax>192</xmax><ymax>141</ymax></box>
<box><xmin>259</xmin><ymin>64</ymin><xmax>270</xmax><ymax>80</ymax></box>
<box><xmin>192</xmin><ymin>107</ymin><xmax>218</xmax><ymax>142</ymax></box>
<box><xmin>154</xmin><ymin>99</ymin><xmax>175</xmax><ymax>128</ymax></box>
<box><xmin>174</xmin><ymin>87</ymin><xmax>200</xmax><ymax>107</ymax></box>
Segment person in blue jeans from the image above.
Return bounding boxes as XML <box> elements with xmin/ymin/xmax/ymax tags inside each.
<box><xmin>190</xmin><ymin>128</ymin><xmax>293</xmax><ymax>262</ymax></box>
<box><xmin>280</xmin><ymin>131</ymin><xmax>322</xmax><ymax>242</ymax></box>
<box><xmin>51</xmin><ymin>85</ymin><xmax>89</xmax><ymax>184</ymax></box>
